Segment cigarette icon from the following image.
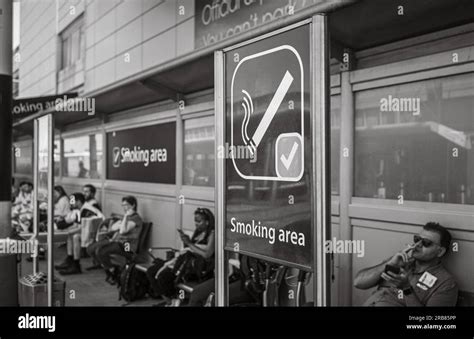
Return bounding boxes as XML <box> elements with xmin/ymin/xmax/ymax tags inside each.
<box><xmin>242</xmin><ymin>71</ymin><xmax>294</xmax><ymax>156</ymax></box>
<box><xmin>251</xmin><ymin>71</ymin><xmax>294</xmax><ymax>150</ymax></box>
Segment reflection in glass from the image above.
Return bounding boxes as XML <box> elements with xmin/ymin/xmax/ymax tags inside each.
<box><xmin>354</xmin><ymin>73</ymin><xmax>474</xmax><ymax>205</ymax></box>
<box><xmin>331</xmin><ymin>95</ymin><xmax>341</xmax><ymax>195</ymax></box>
<box><xmin>13</xmin><ymin>138</ymin><xmax>33</xmax><ymax>175</ymax></box>
<box><xmin>37</xmin><ymin>117</ymin><xmax>50</xmax><ymax>203</ymax></box>
<box><xmin>54</xmin><ymin>139</ymin><xmax>60</xmax><ymax>177</ymax></box>
<box><xmin>183</xmin><ymin>116</ymin><xmax>215</xmax><ymax>187</ymax></box>
<box><xmin>63</xmin><ymin>134</ymin><xmax>102</xmax><ymax>179</ymax></box>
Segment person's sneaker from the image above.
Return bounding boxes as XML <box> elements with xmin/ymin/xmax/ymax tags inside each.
<box><xmin>59</xmin><ymin>263</ymin><xmax>82</xmax><ymax>275</ymax></box>
<box><xmin>55</xmin><ymin>256</ymin><xmax>73</xmax><ymax>270</ymax></box>
<box><xmin>80</xmin><ymin>248</ymin><xmax>90</xmax><ymax>258</ymax></box>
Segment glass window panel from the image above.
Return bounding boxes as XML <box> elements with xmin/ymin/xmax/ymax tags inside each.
<box><xmin>54</xmin><ymin>139</ymin><xmax>60</xmax><ymax>177</ymax></box>
<box><xmin>60</xmin><ymin>17</ymin><xmax>83</xmax><ymax>69</ymax></box>
<box><xmin>354</xmin><ymin>73</ymin><xmax>474</xmax><ymax>205</ymax></box>
<box><xmin>13</xmin><ymin>138</ymin><xmax>33</xmax><ymax>175</ymax></box>
<box><xmin>79</xmin><ymin>27</ymin><xmax>85</xmax><ymax>60</ymax></box>
<box><xmin>61</xmin><ymin>37</ymin><xmax>69</xmax><ymax>69</ymax></box>
<box><xmin>183</xmin><ymin>116</ymin><xmax>215</xmax><ymax>187</ymax></box>
<box><xmin>331</xmin><ymin>95</ymin><xmax>341</xmax><ymax>195</ymax></box>
<box><xmin>37</xmin><ymin>116</ymin><xmax>50</xmax><ymax>203</ymax></box>
<box><xmin>63</xmin><ymin>134</ymin><xmax>102</xmax><ymax>179</ymax></box>
<box><xmin>71</xmin><ymin>30</ymin><xmax>79</xmax><ymax>62</ymax></box>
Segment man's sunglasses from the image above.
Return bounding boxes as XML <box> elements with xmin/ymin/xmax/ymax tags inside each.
<box><xmin>413</xmin><ymin>235</ymin><xmax>439</xmax><ymax>248</ymax></box>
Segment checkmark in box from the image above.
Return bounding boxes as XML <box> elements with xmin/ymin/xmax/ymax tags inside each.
<box><xmin>275</xmin><ymin>133</ymin><xmax>303</xmax><ymax>181</ymax></box>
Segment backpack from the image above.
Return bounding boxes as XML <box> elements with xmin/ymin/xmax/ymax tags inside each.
<box><xmin>172</xmin><ymin>251</ymin><xmax>214</xmax><ymax>284</ymax></box>
<box><xmin>118</xmin><ymin>263</ymin><xmax>149</xmax><ymax>302</ymax></box>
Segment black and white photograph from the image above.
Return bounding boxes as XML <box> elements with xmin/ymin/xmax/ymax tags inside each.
<box><xmin>0</xmin><ymin>0</ymin><xmax>473</xmax><ymax>337</ymax></box>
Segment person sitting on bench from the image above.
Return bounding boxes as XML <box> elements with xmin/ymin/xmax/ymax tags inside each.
<box><xmin>354</xmin><ymin>222</ymin><xmax>458</xmax><ymax>306</ymax></box>
<box><xmin>85</xmin><ymin>216</ymin><xmax>121</xmax><ymax>271</ymax></box>
<box><xmin>55</xmin><ymin>193</ymin><xmax>103</xmax><ymax>275</ymax></box>
<box><xmin>147</xmin><ymin>208</ymin><xmax>215</xmax><ymax>300</ymax></box>
<box><xmin>83</xmin><ymin>184</ymin><xmax>101</xmax><ymax>211</ymax></box>
<box><xmin>94</xmin><ymin>196</ymin><xmax>143</xmax><ymax>284</ymax></box>
<box><xmin>53</xmin><ymin>185</ymin><xmax>71</xmax><ymax>220</ymax></box>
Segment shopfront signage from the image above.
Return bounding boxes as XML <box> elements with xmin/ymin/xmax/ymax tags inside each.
<box><xmin>12</xmin><ymin>93</ymin><xmax>78</xmax><ymax>121</ymax></box>
<box><xmin>195</xmin><ymin>0</ymin><xmax>323</xmax><ymax>49</ymax></box>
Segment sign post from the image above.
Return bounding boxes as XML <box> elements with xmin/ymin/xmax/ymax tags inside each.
<box><xmin>0</xmin><ymin>0</ymin><xmax>16</xmax><ymax>306</ymax></box>
<box><xmin>34</xmin><ymin>114</ymin><xmax>55</xmax><ymax>306</ymax></box>
<box><xmin>312</xmin><ymin>14</ymin><xmax>330</xmax><ymax>306</ymax></box>
<box><xmin>215</xmin><ymin>16</ymin><xmax>329</xmax><ymax>306</ymax></box>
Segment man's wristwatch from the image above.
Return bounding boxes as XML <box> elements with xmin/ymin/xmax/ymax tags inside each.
<box><xmin>403</xmin><ymin>287</ymin><xmax>412</xmax><ymax>296</ymax></box>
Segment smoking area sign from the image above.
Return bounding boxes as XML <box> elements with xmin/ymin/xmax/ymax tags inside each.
<box><xmin>223</xmin><ymin>23</ymin><xmax>313</xmax><ymax>269</ymax></box>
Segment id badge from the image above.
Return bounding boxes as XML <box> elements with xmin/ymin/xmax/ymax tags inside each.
<box><xmin>419</xmin><ymin>271</ymin><xmax>438</xmax><ymax>288</ymax></box>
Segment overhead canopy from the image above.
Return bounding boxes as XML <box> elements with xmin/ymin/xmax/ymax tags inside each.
<box><xmin>94</xmin><ymin>54</ymin><xmax>214</xmax><ymax>114</ymax></box>
<box><xmin>330</xmin><ymin>0</ymin><xmax>474</xmax><ymax>51</ymax></box>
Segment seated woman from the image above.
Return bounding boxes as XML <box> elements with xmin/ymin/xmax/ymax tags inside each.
<box><xmin>33</xmin><ymin>185</ymin><xmax>72</xmax><ymax>261</ymax></box>
<box><xmin>53</xmin><ymin>185</ymin><xmax>71</xmax><ymax>222</ymax></box>
<box><xmin>147</xmin><ymin>208</ymin><xmax>215</xmax><ymax>300</ymax></box>
<box><xmin>94</xmin><ymin>196</ymin><xmax>143</xmax><ymax>283</ymax></box>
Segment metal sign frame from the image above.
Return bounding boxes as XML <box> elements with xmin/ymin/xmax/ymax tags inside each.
<box><xmin>312</xmin><ymin>14</ymin><xmax>330</xmax><ymax>307</ymax></box>
<box><xmin>33</xmin><ymin>114</ymin><xmax>55</xmax><ymax>306</ymax></box>
<box><xmin>215</xmin><ymin>15</ymin><xmax>330</xmax><ymax>306</ymax></box>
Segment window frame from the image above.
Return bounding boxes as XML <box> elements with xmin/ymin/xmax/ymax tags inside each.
<box><xmin>61</xmin><ymin>132</ymin><xmax>104</xmax><ymax>180</ymax></box>
<box><xmin>348</xmin><ymin>42</ymin><xmax>474</xmax><ymax>230</ymax></box>
<box><xmin>182</xmin><ymin>112</ymin><xmax>215</xmax><ymax>189</ymax></box>
<box><xmin>12</xmin><ymin>137</ymin><xmax>34</xmax><ymax>177</ymax></box>
<box><xmin>60</xmin><ymin>15</ymin><xmax>84</xmax><ymax>70</ymax></box>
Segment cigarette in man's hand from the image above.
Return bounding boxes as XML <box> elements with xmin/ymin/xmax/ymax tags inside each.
<box><xmin>403</xmin><ymin>243</ymin><xmax>417</xmax><ymax>254</ymax></box>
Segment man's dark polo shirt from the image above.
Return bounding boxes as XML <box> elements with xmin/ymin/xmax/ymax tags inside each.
<box><xmin>363</xmin><ymin>260</ymin><xmax>458</xmax><ymax>306</ymax></box>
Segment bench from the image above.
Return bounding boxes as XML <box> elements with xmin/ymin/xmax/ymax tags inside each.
<box><xmin>21</xmin><ymin>231</ymin><xmax>69</xmax><ymax>243</ymax></box>
<box><xmin>81</xmin><ymin>217</ymin><xmax>103</xmax><ymax>248</ymax></box>
<box><xmin>109</xmin><ymin>222</ymin><xmax>153</xmax><ymax>268</ymax></box>
<box><xmin>20</xmin><ymin>216</ymin><xmax>103</xmax><ymax>244</ymax></box>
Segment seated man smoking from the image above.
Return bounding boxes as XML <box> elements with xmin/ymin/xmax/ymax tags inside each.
<box><xmin>354</xmin><ymin>222</ymin><xmax>458</xmax><ymax>306</ymax></box>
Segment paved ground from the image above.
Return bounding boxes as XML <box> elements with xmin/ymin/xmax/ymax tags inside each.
<box><xmin>18</xmin><ymin>243</ymin><xmax>160</xmax><ymax>307</ymax></box>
